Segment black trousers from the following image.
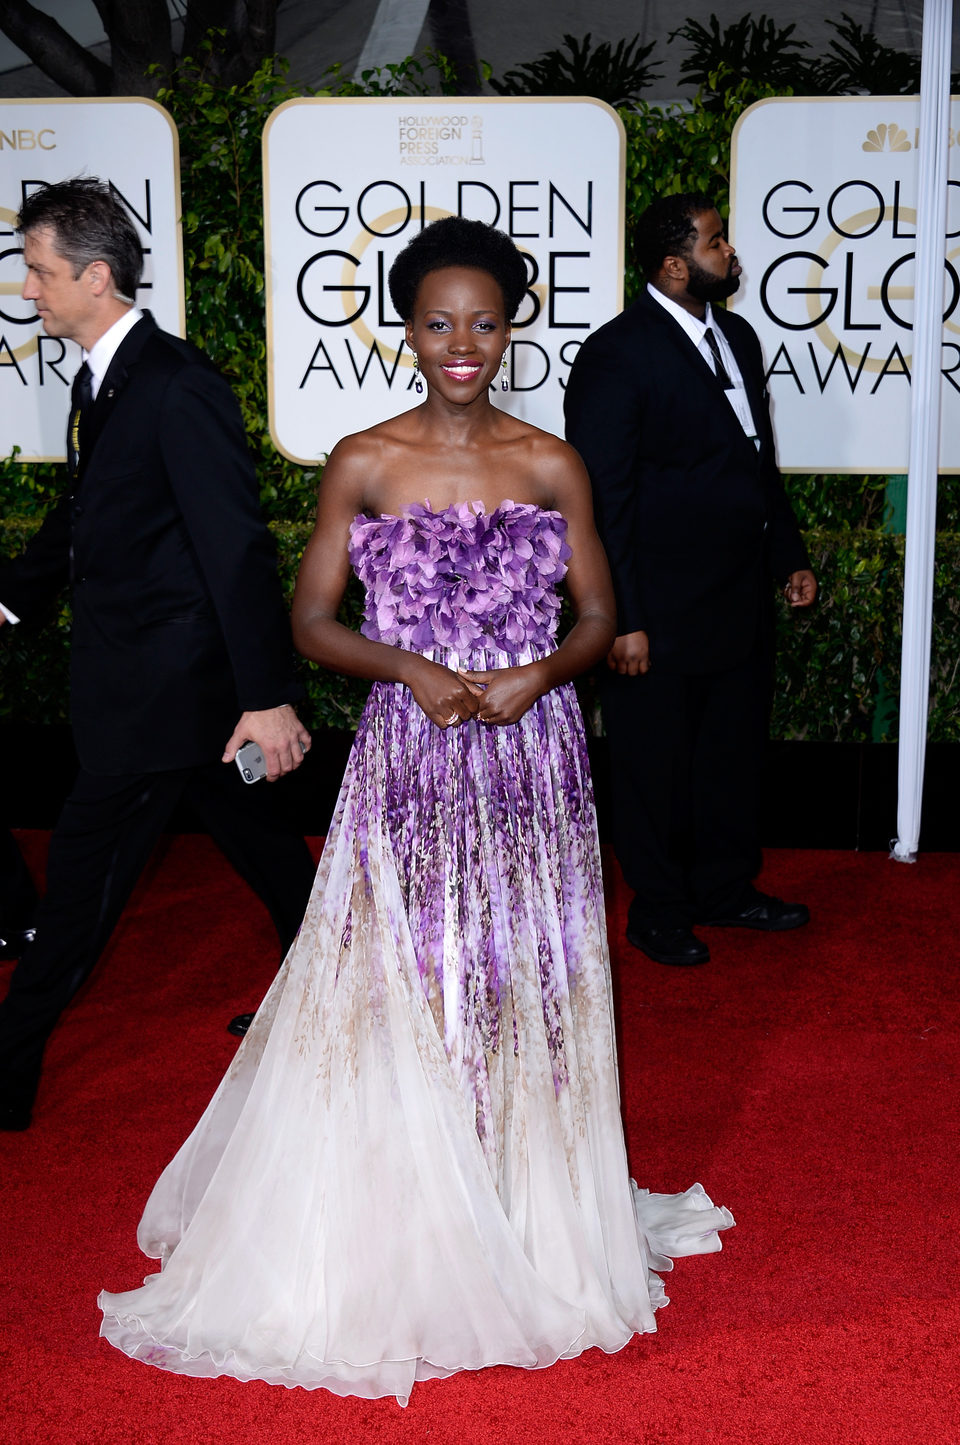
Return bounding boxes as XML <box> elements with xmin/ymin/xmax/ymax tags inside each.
<box><xmin>0</xmin><ymin>761</ymin><xmax>316</xmax><ymax>1093</ymax></box>
<box><xmin>599</xmin><ymin>650</ymin><xmax>770</xmax><ymax>930</ymax></box>
<box><xmin>0</xmin><ymin>826</ymin><xmax>38</xmax><ymax>934</ymax></box>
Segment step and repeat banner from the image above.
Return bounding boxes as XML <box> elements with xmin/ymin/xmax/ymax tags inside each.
<box><xmin>0</xmin><ymin>98</ymin><xmax>183</xmax><ymax>461</ymax></box>
<box><xmin>262</xmin><ymin>98</ymin><xmax>625</xmax><ymax>462</ymax></box>
<box><xmin>730</xmin><ymin>95</ymin><xmax>960</xmax><ymax>472</ymax></box>
<box><xmin>17</xmin><ymin>92</ymin><xmax>956</xmax><ymax>475</ymax></box>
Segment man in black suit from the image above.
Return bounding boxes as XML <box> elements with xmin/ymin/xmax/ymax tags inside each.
<box><xmin>565</xmin><ymin>192</ymin><xmax>816</xmax><ymax>967</ymax></box>
<box><xmin>0</xmin><ymin>178</ymin><xmax>316</xmax><ymax>1128</ymax></box>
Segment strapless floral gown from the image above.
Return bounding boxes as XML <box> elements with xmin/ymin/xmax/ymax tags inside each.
<box><xmin>98</xmin><ymin>502</ymin><xmax>733</xmax><ymax>1404</ymax></box>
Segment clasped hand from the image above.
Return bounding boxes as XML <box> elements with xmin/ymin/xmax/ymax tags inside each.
<box><xmin>407</xmin><ymin>656</ymin><xmax>546</xmax><ymax>728</ymax></box>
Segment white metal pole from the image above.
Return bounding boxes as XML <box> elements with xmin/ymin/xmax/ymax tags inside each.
<box><xmin>892</xmin><ymin>0</ymin><xmax>953</xmax><ymax>861</ymax></box>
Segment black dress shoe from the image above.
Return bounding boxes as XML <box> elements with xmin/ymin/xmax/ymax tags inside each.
<box><xmin>700</xmin><ymin>891</ymin><xmax>810</xmax><ymax>932</ymax></box>
<box><xmin>626</xmin><ymin>924</ymin><xmax>710</xmax><ymax>966</ymax></box>
<box><xmin>0</xmin><ymin>926</ymin><xmax>36</xmax><ymax>961</ymax></box>
<box><xmin>227</xmin><ymin>1012</ymin><xmax>254</xmax><ymax>1037</ymax></box>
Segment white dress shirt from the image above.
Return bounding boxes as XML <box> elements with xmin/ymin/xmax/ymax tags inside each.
<box><xmin>646</xmin><ymin>283</ymin><xmax>758</xmax><ymax>442</ymax></box>
<box><xmin>84</xmin><ymin>306</ymin><xmax>142</xmax><ymax>399</ymax></box>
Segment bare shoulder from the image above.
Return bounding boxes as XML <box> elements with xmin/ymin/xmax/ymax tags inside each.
<box><xmin>484</xmin><ymin>413</ymin><xmax>590</xmax><ymax>509</ymax></box>
<box><xmin>528</xmin><ymin>426</ymin><xmax>583</xmax><ymax>469</ymax></box>
<box><xmin>331</xmin><ymin>404</ymin><xmax>430</xmax><ymax>463</ymax></box>
<box><xmin>321</xmin><ymin>423</ymin><xmax>397</xmax><ymax>493</ymax></box>
<box><xmin>506</xmin><ymin>420</ymin><xmax>589</xmax><ymax>494</ymax></box>
<box><xmin>325</xmin><ymin>426</ymin><xmax>379</xmax><ymax>469</ymax></box>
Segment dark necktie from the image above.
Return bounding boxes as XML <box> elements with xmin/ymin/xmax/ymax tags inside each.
<box><xmin>703</xmin><ymin>326</ymin><xmax>734</xmax><ymax>390</ymax></box>
<box><xmin>69</xmin><ymin>361</ymin><xmax>93</xmax><ymax>477</ymax></box>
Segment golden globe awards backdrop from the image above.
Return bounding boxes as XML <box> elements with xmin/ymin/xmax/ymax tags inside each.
<box><xmin>729</xmin><ymin>96</ymin><xmax>960</xmax><ymax>473</ymax></box>
<box><xmin>0</xmin><ymin>99</ymin><xmax>183</xmax><ymax>461</ymax></box>
<box><xmin>262</xmin><ymin>98</ymin><xmax>625</xmax><ymax>461</ymax></box>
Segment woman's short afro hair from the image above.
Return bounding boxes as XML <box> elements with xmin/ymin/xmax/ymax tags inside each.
<box><xmin>388</xmin><ymin>216</ymin><xmax>529</xmax><ymax>322</ymax></box>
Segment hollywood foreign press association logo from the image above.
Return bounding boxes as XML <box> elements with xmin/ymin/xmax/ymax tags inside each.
<box><xmin>396</xmin><ymin>112</ymin><xmax>485</xmax><ymax>167</ymax></box>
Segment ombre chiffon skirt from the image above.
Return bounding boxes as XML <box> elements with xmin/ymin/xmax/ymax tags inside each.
<box><xmin>99</xmin><ymin>650</ymin><xmax>733</xmax><ymax>1403</ymax></box>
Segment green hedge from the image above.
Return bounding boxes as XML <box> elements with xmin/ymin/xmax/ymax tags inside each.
<box><xmin>0</xmin><ymin>516</ymin><xmax>368</xmax><ymax>731</ymax></box>
<box><xmin>4</xmin><ymin>514</ymin><xmax>959</xmax><ymax>742</ymax></box>
<box><xmin>2</xmin><ymin>61</ymin><xmax>957</xmax><ymax>743</ymax></box>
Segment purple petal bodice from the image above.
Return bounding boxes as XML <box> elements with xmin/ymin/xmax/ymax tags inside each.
<box><xmin>348</xmin><ymin>501</ymin><xmax>571</xmax><ymax>655</ymax></box>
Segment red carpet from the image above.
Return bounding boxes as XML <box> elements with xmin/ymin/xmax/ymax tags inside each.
<box><xmin>2</xmin><ymin>834</ymin><xmax>959</xmax><ymax>1444</ymax></box>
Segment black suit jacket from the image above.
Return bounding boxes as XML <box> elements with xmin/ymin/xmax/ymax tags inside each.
<box><xmin>0</xmin><ymin>314</ymin><xmax>300</xmax><ymax>773</ymax></box>
<box><xmin>564</xmin><ymin>289</ymin><xmax>811</xmax><ymax>673</ymax></box>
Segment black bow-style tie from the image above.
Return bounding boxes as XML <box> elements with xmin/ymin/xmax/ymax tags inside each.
<box><xmin>703</xmin><ymin>327</ymin><xmax>734</xmax><ymax>390</ymax></box>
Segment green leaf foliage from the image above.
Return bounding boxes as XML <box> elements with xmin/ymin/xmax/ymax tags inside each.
<box><xmin>668</xmin><ymin>13</ymin><xmax>814</xmax><ymax>107</ymax></box>
<box><xmin>156</xmin><ymin>50</ymin><xmax>321</xmax><ymax>522</ymax></box>
<box><xmin>816</xmin><ymin>13</ymin><xmax>923</xmax><ymax>96</ymax></box>
<box><xmin>663</xmin><ymin>11</ymin><xmax>954</xmax><ymax>108</ymax></box>
<box><xmin>489</xmin><ymin>32</ymin><xmax>661</xmax><ymax>107</ymax></box>
<box><xmin>6</xmin><ymin>513</ymin><xmax>960</xmax><ymax>743</ymax></box>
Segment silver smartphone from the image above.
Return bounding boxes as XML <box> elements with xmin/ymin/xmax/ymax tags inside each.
<box><xmin>236</xmin><ymin>740</ymin><xmax>267</xmax><ymax>784</ymax></box>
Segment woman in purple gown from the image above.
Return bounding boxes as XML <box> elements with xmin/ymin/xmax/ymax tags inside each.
<box><xmin>99</xmin><ymin>219</ymin><xmax>732</xmax><ymax>1403</ymax></box>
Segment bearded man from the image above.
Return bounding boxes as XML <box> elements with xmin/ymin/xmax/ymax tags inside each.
<box><xmin>565</xmin><ymin>193</ymin><xmax>817</xmax><ymax>966</ymax></box>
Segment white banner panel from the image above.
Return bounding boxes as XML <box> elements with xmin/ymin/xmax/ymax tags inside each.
<box><xmin>0</xmin><ymin>99</ymin><xmax>183</xmax><ymax>461</ymax></box>
<box><xmin>263</xmin><ymin>98</ymin><xmax>624</xmax><ymax>462</ymax></box>
<box><xmin>729</xmin><ymin>96</ymin><xmax>960</xmax><ymax>472</ymax></box>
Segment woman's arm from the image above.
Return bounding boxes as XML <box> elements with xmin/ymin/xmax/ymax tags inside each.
<box><xmin>291</xmin><ymin>444</ymin><xmax>482</xmax><ymax>728</ymax></box>
<box><xmin>461</xmin><ymin>442</ymin><xmax>617</xmax><ymax>725</ymax></box>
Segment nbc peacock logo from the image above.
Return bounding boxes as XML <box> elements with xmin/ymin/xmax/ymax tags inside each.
<box><xmin>862</xmin><ymin>123</ymin><xmax>911</xmax><ymax>153</ymax></box>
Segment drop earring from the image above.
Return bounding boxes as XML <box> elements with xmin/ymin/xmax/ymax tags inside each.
<box><xmin>413</xmin><ymin>352</ymin><xmax>424</xmax><ymax>394</ymax></box>
<box><xmin>500</xmin><ymin>353</ymin><xmax>509</xmax><ymax>392</ymax></box>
